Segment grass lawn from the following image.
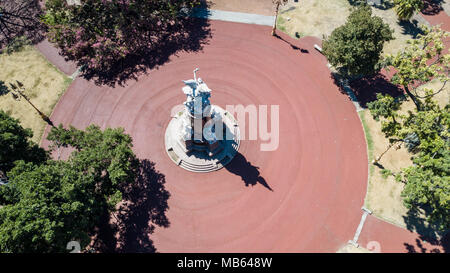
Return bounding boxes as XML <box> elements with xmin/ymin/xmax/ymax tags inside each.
<box><xmin>0</xmin><ymin>46</ymin><xmax>72</xmax><ymax>144</ymax></box>
<box><xmin>361</xmin><ymin>79</ymin><xmax>449</xmax><ymax>234</ymax></box>
<box><xmin>277</xmin><ymin>0</ymin><xmax>351</xmax><ymax>39</ymax></box>
<box><xmin>277</xmin><ymin>0</ymin><xmax>429</xmax><ymax>55</ymax></box>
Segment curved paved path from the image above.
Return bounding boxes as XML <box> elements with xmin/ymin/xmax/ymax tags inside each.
<box><xmin>42</xmin><ymin>21</ymin><xmax>368</xmax><ymax>252</ymax></box>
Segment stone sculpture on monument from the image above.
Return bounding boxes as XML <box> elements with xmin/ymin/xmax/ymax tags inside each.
<box><xmin>164</xmin><ymin>68</ymin><xmax>240</xmax><ymax>172</ymax></box>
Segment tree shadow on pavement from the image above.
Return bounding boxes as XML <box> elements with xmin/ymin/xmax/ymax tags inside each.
<box><xmin>421</xmin><ymin>0</ymin><xmax>444</xmax><ymax>16</ymax></box>
<box><xmin>82</xmin><ymin>17</ymin><xmax>211</xmax><ymax>87</ymax></box>
<box><xmin>91</xmin><ymin>159</ymin><xmax>170</xmax><ymax>253</ymax></box>
<box><xmin>0</xmin><ymin>0</ymin><xmax>46</xmax><ymax>50</ymax></box>
<box><xmin>404</xmin><ymin>232</ymin><xmax>450</xmax><ymax>253</ymax></box>
<box><xmin>225</xmin><ymin>153</ymin><xmax>273</xmax><ymax>191</ymax></box>
<box><xmin>402</xmin><ymin>208</ymin><xmax>450</xmax><ymax>253</ymax></box>
<box><xmin>333</xmin><ymin>73</ymin><xmax>404</xmax><ymax>108</ymax></box>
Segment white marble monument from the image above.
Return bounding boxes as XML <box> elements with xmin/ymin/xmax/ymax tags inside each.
<box><xmin>164</xmin><ymin>68</ymin><xmax>240</xmax><ymax>172</ymax></box>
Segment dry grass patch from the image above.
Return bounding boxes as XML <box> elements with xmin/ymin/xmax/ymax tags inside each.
<box><xmin>277</xmin><ymin>0</ymin><xmax>429</xmax><ymax>55</ymax></box>
<box><xmin>0</xmin><ymin>46</ymin><xmax>72</xmax><ymax>144</ymax></box>
<box><xmin>371</xmin><ymin>8</ymin><xmax>429</xmax><ymax>56</ymax></box>
<box><xmin>277</xmin><ymin>0</ymin><xmax>351</xmax><ymax>38</ymax></box>
<box><xmin>362</xmin><ymin>80</ymin><xmax>449</xmax><ymax>230</ymax></box>
<box><xmin>361</xmin><ymin>108</ymin><xmax>411</xmax><ymax>226</ymax></box>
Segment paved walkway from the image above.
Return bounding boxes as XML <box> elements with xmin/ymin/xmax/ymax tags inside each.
<box><xmin>35</xmin><ymin>38</ymin><xmax>78</xmax><ymax>76</ymax></box>
<box><xmin>191</xmin><ymin>9</ymin><xmax>275</xmax><ymax>26</ymax></box>
<box><xmin>421</xmin><ymin>5</ymin><xmax>450</xmax><ymax>31</ymax></box>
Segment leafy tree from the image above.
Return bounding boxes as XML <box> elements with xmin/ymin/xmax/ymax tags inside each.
<box><xmin>0</xmin><ymin>109</ymin><xmax>47</xmax><ymax>173</ymax></box>
<box><xmin>386</xmin><ymin>26</ymin><xmax>449</xmax><ymax>111</ymax></box>
<box><xmin>46</xmin><ymin>124</ymin><xmax>140</xmax><ymax>212</ymax></box>
<box><xmin>368</xmin><ymin>92</ymin><xmax>450</xmax><ymax>230</ymax></box>
<box><xmin>43</xmin><ymin>0</ymin><xmax>203</xmax><ymax>83</ymax></box>
<box><xmin>367</xmin><ymin>93</ymin><xmax>403</xmax><ymax>164</ymax></box>
<box><xmin>322</xmin><ymin>4</ymin><xmax>394</xmax><ymax>77</ymax></box>
<box><xmin>0</xmin><ymin>160</ymin><xmax>93</xmax><ymax>252</ymax></box>
<box><xmin>399</xmin><ymin>147</ymin><xmax>449</xmax><ymax>230</ymax></box>
<box><xmin>0</xmin><ymin>0</ymin><xmax>45</xmax><ymax>48</ymax></box>
<box><xmin>367</xmin><ymin>93</ymin><xmax>402</xmax><ymax>132</ymax></box>
<box><xmin>393</xmin><ymin>0</ymin><xmax>424</xmax><ymax>21</ymax></box>
<box><xmin>0</xmin><ymin>124</ymin><xmax>139</xmax><ymax>252</ymax></box>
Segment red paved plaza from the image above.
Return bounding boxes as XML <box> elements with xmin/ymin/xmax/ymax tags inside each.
<box><xmin>42</xmin><ymin>21</ymin><xmax>369</xmax><ymax>252</ymax></box>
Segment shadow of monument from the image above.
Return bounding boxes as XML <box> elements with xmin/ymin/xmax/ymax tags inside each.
<box><xmin>0</xmin><ymin>0</ymin><xmax>46</xmax><ymax>50</ymax></box>
<box><xmin>91</xmin><ymin>159</ymin><xmax>170</xmax><ymax>253</ymax></box>
<box><xmin>225</xmin><ymin>153</ymin><xmax>273</xmax><ymax>192</ymax></box>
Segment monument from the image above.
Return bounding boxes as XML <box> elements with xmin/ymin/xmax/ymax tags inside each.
<box><xmin>164</xmin><ymin>68</ymin><xmax>240</xmax><ymax>172</ymax></box>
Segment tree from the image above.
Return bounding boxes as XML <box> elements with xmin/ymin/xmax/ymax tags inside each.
<box><xmin>386</xmin><ymin>26</ymin><xmax>450</xmax><ymax>111</ymax></box>
<box><xmin>367</xmin><ymin>93</ymin><xmax>403</xmax><ymax>164</ymax></box>
<box><xmin>368</xmin><ymin>92</ymin><xmax>450</xmax><ymax>230</ymax></box>
<box><xmin>271</xmin><ymin>0</ymin><xmax>288</xmax><ymax>36</ymax></box>
<box><xmin>399</xmin><ymin>147</ymin><xmax>450</xmax><ymax>230</ymax></box>
<box><xmin>0</xmin><ymin>124</ymin><xmax>139</xmax><ymax>252</ymax></box>
<box><xmin>0</xmin><ymin>109</ymin><xmax>47</xmax><ymax>173</ymax></box>
<box><xmin>393</xmin><ymin>0</ymin><xmax>424</xmax><ymax>21</ymax></box>
<box><xmin>0</xmin><ymin>160</ymin><xmax>93</xmax><ymax>252</ymax></box>
<box><xmin>43</xmin><ymin>0</ymin><xmax>203</xmax><ymax>84</ymax></box>
<box><xmin>322</xmin><ymin>4</ymin><xmax>394</xmax><ymax>77</ymax></box>
<box><xmin>0</xmin><ymin>0</ymin><xmax>45</xmax><ymax>48</ymax></box>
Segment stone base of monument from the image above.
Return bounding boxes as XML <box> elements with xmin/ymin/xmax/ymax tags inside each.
<box><xmin>165</xmin><ymin>105</ymin><xmax>240</xmax><ymax>173</ymax></box>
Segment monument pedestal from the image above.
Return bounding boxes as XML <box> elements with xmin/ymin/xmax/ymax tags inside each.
<box><xmin>165</xmin><ymin>105</ymin><xmax>240</xmax><ymax>173</ymax></box>
<box><xmin>164</xmin><ymin>68</ymin><xmax>240</xmax><ymax>172</ymax></box>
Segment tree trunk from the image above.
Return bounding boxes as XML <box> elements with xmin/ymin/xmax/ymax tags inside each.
<box><xmin>404</xmin><ymin>85</ymin><xmax>422</xmax><ymax>111</ymax></box>
<box><xmin>272</xmin><ymin>3</ymin><xmax>280</xmax><ymax>36</ymax></box>
<box><xmin>373</xmin><ymin>143</ymin><xmax>394</xmax><ymax>164</ymax></box>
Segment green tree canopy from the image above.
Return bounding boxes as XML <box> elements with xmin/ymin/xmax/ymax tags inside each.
<box><xmin>0</xmin><ymin>109</ymin><xmax>47</xmax><ymax>173</ymax></box>
<box><xmin>386</xmin><ymin>26</ymin><xmax>450</xmax><ymax>110</ymax></box>
<box><xmin>393</xmin><ymin>0</ymin><xmax>424</xmax><ymax>21</ymax></box>
<box><xmin>0</xmin><ymin>124</ymin><xmax>139</xmax><ymax>252</ymax></box>
<box><xmin>43</xmin><ymin>0</ymin><xmax>205</xmax><ymax>85</ymax></box>
<box><xmin>368</xmin><ymin>93</ymin><xmax>450</xmax><ymax>230</ymax></box>
<box><xmin>400</xmin><ymin>147</ymin><xmax>450</xmax><ymax>230</ymax></box>
<box><xmin>322</xmin><ymin>4</ymin><xmax>394</xmax><ymax>77</ymax></box>
<box><xmin>0</xmin><ymin>161</ymin><xmax>93</xmax><ymax>252</ymax></box>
